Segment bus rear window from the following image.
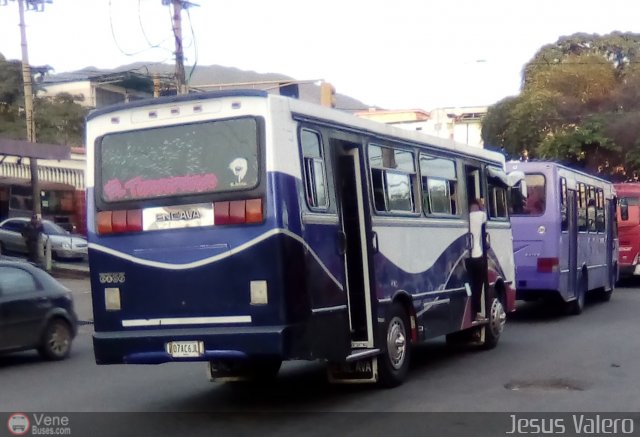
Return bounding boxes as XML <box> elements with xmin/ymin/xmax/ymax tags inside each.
<box><xmin>510</xmin><ymin>174</ymin><xmax>546</xmax><ymax>216</ymax></box>
<box><xmin>99</xmin><ymin>117</ymin><xmax>259</xmax><ymax>203</ymax></box>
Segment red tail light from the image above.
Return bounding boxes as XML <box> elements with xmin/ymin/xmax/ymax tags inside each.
<box><xmin>537</xmin><ymin>257</ymin><xmax>559</xmax><ymax>273</ymax></box>
<box><xmin>97</xmin><ymin>198</ymin><xmax>263</xmax><ymax>234</ymax></box>
<box><xmin>97</xmin><ymin>209</ymin><xmax>143</xmax><ymax>235</ymax></box>
<box><xmin>213</xmin><ymin>198</ymin><xmax>263</xmax><ymax>225</ymax></box>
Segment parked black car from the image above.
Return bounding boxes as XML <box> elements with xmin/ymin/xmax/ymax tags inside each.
<box><xmin>0</xmin><ymin>260</ymin><xmax>77</xmax><ymax>360</ymax></box>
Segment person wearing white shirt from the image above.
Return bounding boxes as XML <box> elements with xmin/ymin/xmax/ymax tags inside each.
<box><xmin>468</xmin><ymin>199</ymin><xmax>487</xmax><ymax>322</ymax></box>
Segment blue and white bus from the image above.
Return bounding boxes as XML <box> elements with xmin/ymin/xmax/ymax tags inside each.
<box><xmin>86</xmin><ymin>90</ymin><xmax>522</xmax><ymax>386</ymax></box>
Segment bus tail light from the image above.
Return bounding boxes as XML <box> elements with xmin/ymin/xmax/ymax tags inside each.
<box><xmin>537</xmin><ymin>257</ymin><xmax>559</xmax><ymax>273</ymax></box>
<box><xmin>213</xmin><ymin>198</ymin><xmax>263</xmax><ymax>225</ymax></box>
<box><xmin>245</xmin><ymin>198</ymin><xmax>263</xmax><ymax>223</ymax></box>
<box><xmin>98</xmin><ymin>199</ymin><xmax>263</xmax><ymax>234</ymax></box>
<box><xmin>97</xmin><ymin>210</ymin><xmax>143</xmax><ymax>235</ymax></box>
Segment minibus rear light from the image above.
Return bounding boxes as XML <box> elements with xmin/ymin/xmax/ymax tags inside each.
<box><xmin>537</xmin><ymin>257</ymin><xmax>559</xmax><ymax>273</ymax></box>
<box><xmin>126</xmin><ymin>209</ymin><xmax>143</xmax><ymax>232</ymax></box>
<box><xmin>97</xmin><ymin>211</ymin><xmax>113</xmax><ymax>234</ymax></box>
<box><xmin>112</xmin><ymin>210</ymin><xmax>128</xmax><ymax>233</ymax></box>
<box><xmin>245</xmin><ymin>198</ymin><xmax>263</xmax><ymax>223</ymax></box>
<box><xmin>229</xmin><ymin>200</ymin><xmax>246</xmax><ymax>224</ymax></box>
<box><xmin>213</xmin><ymin>198</ymin><xmax>263</xmax><ymax>225</ymax></box>
<box><xmin>97</xmin><ymin>209</ymin><xmax>143</xmax><ymax>234</ymax></box>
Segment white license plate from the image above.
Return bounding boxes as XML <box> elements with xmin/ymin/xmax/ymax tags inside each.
<box><xmin>166</xmin><ymin>341</ymin><xmax>204</xmax><ymax>358</ymax></box>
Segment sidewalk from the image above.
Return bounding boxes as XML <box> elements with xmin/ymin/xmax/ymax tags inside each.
<box><xmin>51</xmin><ymin>260</ymin><xmax>90</xmax><ymax>279</ymax></box>
<box><xmin>0</xmin><ymin>254</ymin><xmax>89</xmax><ymax>278</ymax></box>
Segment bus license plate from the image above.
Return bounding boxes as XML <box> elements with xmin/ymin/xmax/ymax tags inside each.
<box><xmin>166</xmin><ymin>341</ymin><xmax>203</xmax><ymax>358</ymax></box>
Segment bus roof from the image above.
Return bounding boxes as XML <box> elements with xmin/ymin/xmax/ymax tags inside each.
<box><xmin>507</xmin><ymin>160</ymin><xmax>615</xmax><ymax>196</ymax></box>
<box><xmin>614</xmin><ymin>182</ymin><xmax>640</xmax><ymax>195</ymax></box>
<box><xmin>86</xmin><ymin>89</ymin><xmax>506</xmax><ymax>167</ymax></box>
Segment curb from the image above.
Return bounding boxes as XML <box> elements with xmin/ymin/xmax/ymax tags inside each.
<box><xmin>50</xmin><ymin>267</ymin><xmax>90</xmax><ymax>279</ymax></box>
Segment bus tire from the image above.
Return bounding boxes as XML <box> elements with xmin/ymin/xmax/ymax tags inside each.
<box><xmin>247</xmin><ymin>357</ymin><xmax>282</xmax><ymax>381</ymax></box>
<box><xmin>481</xmin><ymin>297</ymin><xmax>506</xmax><ymax>350</ymax></box>
<box><xmin>378</xmin><ymin>303</ymin><xmax>411</xmax><ymax>388</ymax></box>
<box><xmin>445</xmin><ymin>329</ymin><xmax>476</xmax><ymax>347</ymax></box>
<box><xmin>600</xmin><ymin>266</ymin><xmax>616</xmax><ymax>302</ymax></box>
<box><xmin>567</xmin><ymin>272</ymin><xmax>587</xmax><ymax>315</ymax></box>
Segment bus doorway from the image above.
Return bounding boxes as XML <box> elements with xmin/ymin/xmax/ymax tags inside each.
<box><xmin>333</xmin><ymin>140</ymin><xmax>374</xmax><ymax>349</ymax></box>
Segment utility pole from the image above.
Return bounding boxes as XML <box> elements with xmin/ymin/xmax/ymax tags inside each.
<box><xmin>1</xmin><ymin>0</ymin><xmax>46</xmax><ymax>217</ymax></box>
<box><xmin>170</xmin><ymin>0</ymin><xmax>187</xmax><ymax>95</ymax></box>
<box><xmin>162</xmin><ymin>0</ymin><xmax>198</xmax><ymax>95</ymax></box>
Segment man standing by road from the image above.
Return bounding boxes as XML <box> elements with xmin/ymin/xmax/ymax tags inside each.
<box><xmin>22</xmin><ymin>214</ymin><xmax>44</xmax><ymax>266</ymax></box>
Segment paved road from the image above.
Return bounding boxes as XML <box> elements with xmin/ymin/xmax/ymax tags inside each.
<box><xmin>2</xmin><ymin>280</ymin><xmax>639</xmax><ymax>435</ymax></box>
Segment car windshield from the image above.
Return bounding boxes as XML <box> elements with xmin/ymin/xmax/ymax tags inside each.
<box><xmin>42</xmin><ymin>221</ymin><xmax>69</xmax><ymax>236</ymax></box>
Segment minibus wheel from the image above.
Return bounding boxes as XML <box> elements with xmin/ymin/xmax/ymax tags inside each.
<box><xmin>378</xmin><ymin>303</ymin><xmax>411</xmax><ymax>388</ymax></box>
<box><xmin>481</xmin><ymin>297</ymin><xmax>506</xmax><ymax>350</ymax></box>
<box><xmin>567</xmin><ymin>272</ymin><xmax>587</xmax><ymax>315</ymax></box>
<box><xmin>600</xmin><ymin>266</ymin><xmax>616</xmax><ymax>302</ymax></box>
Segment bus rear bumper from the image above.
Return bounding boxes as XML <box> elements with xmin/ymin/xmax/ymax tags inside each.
<box><xmin>93</xmin><ymin>324</ymin><xmax>301</xmax><ymax>365</ymax></box>
<box><xmin>619</xmin><ymin>264</ymin><xmax>640</xmax><ymax>277</ymax></box>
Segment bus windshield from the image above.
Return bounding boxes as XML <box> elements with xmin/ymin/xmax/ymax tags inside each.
<box><xmin>98</xmin><ymin>117</ymin><xmax>259</xmax><ymax>203</ymax></box>
<box><xmin>510</xmin><ymin>174</ymin><xmax>546</xmax><ymax>215</ymax></box>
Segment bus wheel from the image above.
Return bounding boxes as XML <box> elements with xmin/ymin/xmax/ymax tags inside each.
<box><xmin>481</xmin><ymin>297</ymin><xmax>506</xmax><ymax>350</ymax></box>
<box><xmin>378</xmin><ymin>303</ymin><xmax>411</xmax><ymax>388</ymax></box>
<box><xmin>600</xmin><ymin>266</ymin><xmax>616</xmax><ymax>302</ymax></box>
<box><xmin>567</xmin><ymin>272</ymin><xmax>587</xmax><ymax>315</ymax></box>
<box><xmin>247</xmin><ymin>357</ymin><xmax>282</xmax><ymax>381</ymax></box>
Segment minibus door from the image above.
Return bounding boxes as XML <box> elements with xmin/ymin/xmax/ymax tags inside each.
<box><xmin>333</xmin><ymin>141</ymin><xmax>375</xmax><ymax>351</ymax></box>
<box><xmin>567</xmin><ymin>190</ymin><xmax>578</xmax><ymax>296</ymax></box>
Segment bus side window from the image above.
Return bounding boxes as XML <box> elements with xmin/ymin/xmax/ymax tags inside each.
<box><xmin>419</xmin><ymin>154</ymin><xmax>458</xmax><ymax>216</ymax></box>
<box><xmin>560</xmin><ymin>177</ymin><xmax>568</xmax><ymax>231</ymax></box>
<box><xmin>486</xmin><ymin>170</ymin><xmax>508</xmax><ymax>220</ymax></box>
<box><xmin>300</xmin><ymin>129</ymin><xmax>328</xmax><ymax>210</ymax></box>
<box><xmin>486</xmin><ymin>185</ymin><xmax>506</xmax><ymax>219</ymax></box>
<box><xmin>620</xmin><ymin>198</ymin><xmax>629</xmax><ymax>221</ymax></box>
<box><xmin>578</xmin><ymin>183</ymin><xmax>587</xmax><ymax>232</ymax></box>
<box><xmin>587</xmin><ymin>185</ymin><xmax>597</xmax><ymax>232</ymax></box>
<box><xmin>596</xmin><ymin>188</ymin><xmax>605</xmax><ymax>232</ymax></box>
<box><xmin>369</xmin><ymin>144</ymin><xmax>416</xmax><ymax>214</ymax></box>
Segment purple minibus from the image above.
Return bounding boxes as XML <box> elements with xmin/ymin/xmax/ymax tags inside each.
<box><xmin>507</xmin><ymin>161</ymin><xmax>617</xmax><ymax>314</ymax></box>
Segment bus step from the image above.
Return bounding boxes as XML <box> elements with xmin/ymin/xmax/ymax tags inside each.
<box><xmin>345</xmin><ymin>348</ymin><xmax>381</xmax><ymax>362</ymax></box>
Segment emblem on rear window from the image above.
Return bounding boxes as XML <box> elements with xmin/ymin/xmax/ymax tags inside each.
<box><xmin>229</xmin><ymin>157</ymin><xmax>248</xmax><ymax>186</ymax></box>
<box><xmin>99</xmin><ymin>272</ymin><xmax>126</xmax><ymax>284</ymax></box>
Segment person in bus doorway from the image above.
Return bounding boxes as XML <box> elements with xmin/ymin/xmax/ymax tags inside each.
<box><xmin>22</xmin><ymin>214</ymin><xmax>44</xmax><ymax>266</ymax></box>
<box><xmin>468</xmin><ymin>198</ymin><xmax>488</xmax><ymax>322</ymax></box>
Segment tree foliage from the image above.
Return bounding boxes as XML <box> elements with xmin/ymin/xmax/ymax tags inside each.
<box><xmin>482</xmin><ymin>32</ymin><xmax>640</xmax><ymax>180</ymax></box>
<box><xmin>0</xmin><ymin>52</ymin><xmax>88</xmax><ymax>147</ymax></box>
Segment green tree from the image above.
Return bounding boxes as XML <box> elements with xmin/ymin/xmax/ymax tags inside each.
<box><xmin>0</xmin><ymin>52</ymin><xmax>88</xmax><ymax>147</ymax></box>
<box><xmin>483</xmin><ymin>32</ymin><xmax>640</xmax><ymax>177</ymax></box>
<box><xmin>35</xmin><ymin>92</ymin><xmax>88</xmax><ymax>146</ymax></box>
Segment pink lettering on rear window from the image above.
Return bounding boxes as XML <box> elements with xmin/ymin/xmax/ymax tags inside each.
<box><xmin>102</xmin><ymin>173</ymin><xmax>218</xmax><ymax>201</ymax></box>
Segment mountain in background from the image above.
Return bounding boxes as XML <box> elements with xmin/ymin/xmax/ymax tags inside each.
<box><xmin>53</xmin><ymin>62</ymin><xmax>371</xmax><ymax>111</ymax></box>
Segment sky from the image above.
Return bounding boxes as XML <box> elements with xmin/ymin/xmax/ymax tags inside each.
<box><xmin>0</xmin><ymin>0</ymin><xmax>639</xmax><ymax>110</ymax></box>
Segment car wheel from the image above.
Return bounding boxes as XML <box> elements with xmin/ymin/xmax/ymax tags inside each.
<box><xmin>38</xmin><ymin>319</ymin><xmax>72</xmax><ymax>360</ymax></box>
<box><xmin>378</xmin><ymin>303</ymin><xmax>411</xmax><ymax>388</ymax></box>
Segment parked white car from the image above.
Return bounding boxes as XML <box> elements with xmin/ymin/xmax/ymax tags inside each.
<box><xmin>0</xmin><ymin>218</ymin><xmax>88</xmax><ymax>261</ymax></box>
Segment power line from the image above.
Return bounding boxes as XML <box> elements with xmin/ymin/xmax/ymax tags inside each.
<box><xmin>137</xmin><ymin>0</ymin><xmax>167</xmax><ymax>49</ymax></box>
